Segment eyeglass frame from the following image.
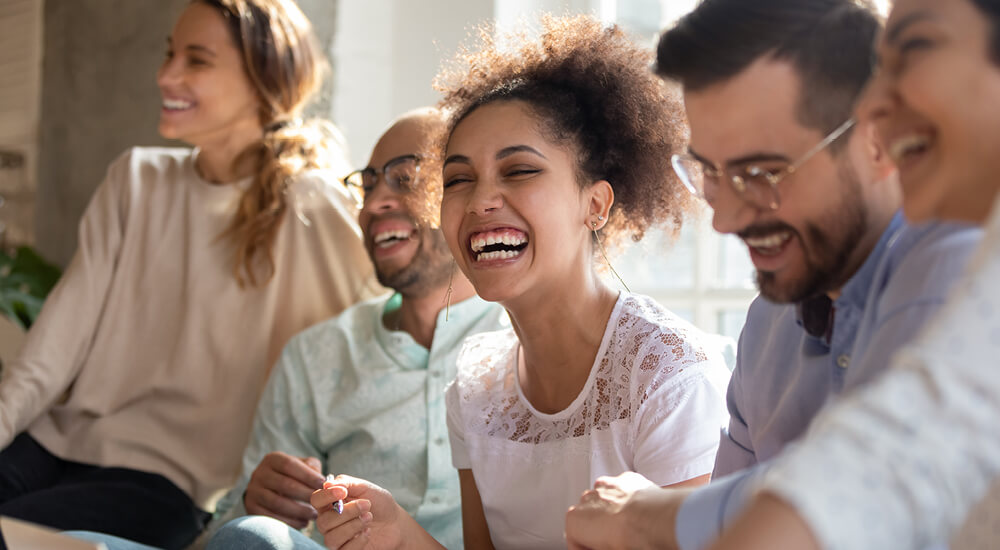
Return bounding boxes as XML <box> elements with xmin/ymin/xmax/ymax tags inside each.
<box><xmin>671</xmin><ymin>118</ymin><xmax>856</xmax><ymax>210</ymax></box>
<box><xmin>341</xmin><ymin>154</ymin><xmax>423</xmax><ymax>200</ymax></box>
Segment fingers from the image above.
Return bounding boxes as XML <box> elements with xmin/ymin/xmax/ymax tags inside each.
<box><xmin>260</xmin><ymin>452</ymin><xmax>327</xmax><ymax>495</ymax></box>
<box><xmin>311</xmin><ymin>484</ymin><xmax>350</xmax><ymax>510</ymax></box>
<box><xmin>303</xmin><ymin>456</ymin><xmax>323</xmax><ymax>473</ymax></box>
<box><xmin>322</xmin><ymin>511</ymin><xmax>372</xmax><ymax>549</ymax></box>
<box><xmin>313</xmin><ymin>486</ymin><xmax>372</xmax><ymax>549</ymax></box>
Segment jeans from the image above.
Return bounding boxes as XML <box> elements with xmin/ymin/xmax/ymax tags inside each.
<box><xmin>0</xmin><ymin>433</ymin><xmax>209</xmax><ymax>550</ymax></box>
<box><xmin>206</xmin><ymin>516</ymin><xmax>325</xmax><ymax>550</ymax></box>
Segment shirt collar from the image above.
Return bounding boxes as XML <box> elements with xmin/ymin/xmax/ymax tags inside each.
<box><xmin>795</xmin><ymin>211</ymin><xmax>905</xmax><ymax>340</ymax></box>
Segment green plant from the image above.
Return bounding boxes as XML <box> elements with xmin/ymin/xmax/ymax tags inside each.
<box><xmin>0</xmin><ymin>246</ymin><xmax>61</xmax><ymax>330</ymax></box>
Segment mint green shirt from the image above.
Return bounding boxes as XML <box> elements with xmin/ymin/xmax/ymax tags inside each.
<box><xmin>211</xmin><ymin>293</ymin><xmax>509</xmax><ymax>549</ymax></box>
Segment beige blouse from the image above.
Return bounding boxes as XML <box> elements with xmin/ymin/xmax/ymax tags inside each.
<box><xmin>0</xmin><ymin>147</ymin><xmax>382</xmax><ymax>509</ymax></box>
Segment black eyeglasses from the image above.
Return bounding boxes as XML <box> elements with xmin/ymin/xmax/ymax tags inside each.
<box><xmin>342</xmin><ymin>155</ymin><xmax>421</xmax><ymax>201</ymax></box>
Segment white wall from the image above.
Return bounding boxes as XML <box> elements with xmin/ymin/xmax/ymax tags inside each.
<box><xmin>332</xmin><ymin>0</ymin><xmax>494</xmax><ymax>169</ymax></box>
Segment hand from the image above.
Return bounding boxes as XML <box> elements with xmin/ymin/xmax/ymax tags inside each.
<box><xmin>244</xmin><ymin>452</ymin><xmax>325</xmax><ymax>529</ymax></box>
<box><xmin>565</xmin><ymin>472</ymin><xmax>687</xmax><ymax>550</ymax></box>
<box><xmin>311</xmin><ymin>474</ymin><xmax>407</xmax><ymax>550</ymax></box>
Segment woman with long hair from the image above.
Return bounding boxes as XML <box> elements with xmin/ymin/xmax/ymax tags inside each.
<box><xmin>310</xmin><ymin>15</ymin><xmax>730</xmax><ymax>550</ymax></box>
<box><xmin>0</xmin><ymin>1</ymin><xmax>379</xmax><ymax>548</ymax></box>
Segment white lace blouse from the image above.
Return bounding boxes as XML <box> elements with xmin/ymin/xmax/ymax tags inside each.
<box><xmin>445</xmin><ymin>293</ymin><xmax>731</xmax><ymax>550</ymax></box>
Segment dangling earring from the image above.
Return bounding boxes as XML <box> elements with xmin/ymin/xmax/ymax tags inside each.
<box><xmin>592</xmin><ymin>215</ymin><xmax>630</xmax><ymax>293</ymax></box>
<box><xmin>444</xmin><ymin>261</ymin><xmax>456</xmax><ymax>321</ymax></box>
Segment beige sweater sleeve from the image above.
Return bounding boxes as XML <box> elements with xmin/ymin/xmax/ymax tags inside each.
<box><xmin>0</xmin><ymin>154</ymin><xmax>130</xmax><ymax>448</ymax></box>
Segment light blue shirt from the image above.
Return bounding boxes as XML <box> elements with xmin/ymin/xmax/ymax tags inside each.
<box><xmin>210</xmin><ymin>293</ymin><xmax>509</xmax><ymax>550</ymax></box>
<box><xmin>676</xmin><ymin>214</ymin><xmax>982</xmax><ymax>550</ymax></box>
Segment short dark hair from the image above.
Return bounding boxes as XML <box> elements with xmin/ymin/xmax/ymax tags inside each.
<box><xmin>656</xmin><ymin>0</ymin><xmax>882</xmax><ymax>136</ymax></box>
<box><xmin>971</xmin><ymin>0</ymin><xmax>1000</xmax><ymax>64</ymax></box>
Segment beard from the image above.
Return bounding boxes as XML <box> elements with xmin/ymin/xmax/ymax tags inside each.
<box><xmin>752</xmin><ymin>161</ymin><xmax>869</xmax><ymax>303</ymax></box>
<box><xmin>375</xmin><ymin>227</ymin><xmax>454</xmax><ymax>297</ymax></box>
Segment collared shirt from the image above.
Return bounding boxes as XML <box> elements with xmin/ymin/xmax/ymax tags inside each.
<box><xmin>210</xmin><ymin>293</ymin><xmax>509</xmax><ymax>550</ymax></box>
<box><xmin>763</xmin><ymin>194</ymin><xmax>1000</xmax><ymax>550</ymax></box>
<box><xmin>676</xmin><ymin>214</ymin><xmax>982</xmax><ymax>550</ymax></box>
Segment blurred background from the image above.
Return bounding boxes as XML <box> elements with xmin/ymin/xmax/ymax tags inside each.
<box><xmin>2</xmin><ymin>0</ymin><xmax>893</xmax><ymax>350</ymax></box>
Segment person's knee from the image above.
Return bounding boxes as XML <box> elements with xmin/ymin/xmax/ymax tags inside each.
<box><xmin>206</xmin><ymin>516</ymin><xmax>319</xmax><ymax>550</ymax></box>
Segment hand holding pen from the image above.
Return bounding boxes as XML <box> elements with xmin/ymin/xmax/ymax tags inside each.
<box><xmin>311</xmin><ymin>474</ymin><xmax>420</xmax><ymax>549</ymax></box>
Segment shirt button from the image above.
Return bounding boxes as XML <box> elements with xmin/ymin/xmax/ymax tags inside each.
<box><xmin>430</xmin><ymin>370</ymin><xmax>441</xmax><ymax>378</ymax></box>
<box><xmin>430</xmin><ymin>496</ymin><xmax>441</xmax><ymax>504</ymax></box>
<box><xmin>434</xmin><ymin>437</ymin><xmax>446</xmax><ymax>446</ymax></box>
<box><xmin>836</xmin><ymin>354</ymin><xmax>850</xmax><ymax>369</ymax></box>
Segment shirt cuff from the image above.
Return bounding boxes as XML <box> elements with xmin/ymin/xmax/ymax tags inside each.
<box><xmin>676</xmin><ymin>469</ymin><xmax>759</xmax><ymax>550</ymax></box>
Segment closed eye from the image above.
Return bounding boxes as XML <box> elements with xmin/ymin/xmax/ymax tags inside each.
<box><xmin>444</xmin><ymin>175</ymin><xmax>473</xmax><ymax>189</ymax></box>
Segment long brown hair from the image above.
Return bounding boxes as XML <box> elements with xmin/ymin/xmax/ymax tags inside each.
<box><xmin>198</xmin><ymin>0</ymin><xmax>342</xmax><ymax>287</ymax></box>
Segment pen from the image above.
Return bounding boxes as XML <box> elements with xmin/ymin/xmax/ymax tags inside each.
<box><xmin>325</xmin><ymin>474</ymin><xmax>344</xmax><ymax>514</ymax></box>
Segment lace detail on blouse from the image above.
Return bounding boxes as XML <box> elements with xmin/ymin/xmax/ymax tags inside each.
<box><xmin>451</xmin><ymin>294</ymin><xmax>713</xmax><ymax>445</ymax></box>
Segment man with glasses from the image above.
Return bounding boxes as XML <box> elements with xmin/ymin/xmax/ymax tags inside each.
<box><xmin>198</xmin><ymin>108</ymin><xmax>506</xmax><ymax>550</ymax></box>
<box><xmin>565</xmin><ymin>1</ymin><xmax>980</xmax><ymax>549</ymax></box>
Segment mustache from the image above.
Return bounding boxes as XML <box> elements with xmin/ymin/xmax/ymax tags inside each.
<box><xmin>737</xmin><ymin>222</ymin><xmax>799</xmax><ymax>241</ymax></box>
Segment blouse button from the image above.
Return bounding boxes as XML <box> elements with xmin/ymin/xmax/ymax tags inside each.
<box><xmin>836</xmin><ymin>354</ymin><xmax>850</xmax><ymax>369</ymax></box>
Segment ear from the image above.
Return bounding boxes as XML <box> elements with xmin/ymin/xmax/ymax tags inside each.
<box><xmin>860</xmin><ymin>117</ymin><xmax>897</xmax><ymax>183</ymax></box>
<box><xmin>586</xmin><ymin>180</ymin><xmax>615</xmax><ymax>230</ymax></box>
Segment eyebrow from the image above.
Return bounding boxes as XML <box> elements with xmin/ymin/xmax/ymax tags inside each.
<box><xmin>688</xmin><ymin>146</ymin><xmax>790</xmax><ymax>168</ymax></box>
<box><xmin>377</xmin><ymin>154</ymin><xmax>418</xmax><ymax>171</ymax></box>
<box><xmin>164</xmin><ymin>37</ymin><xmax>217</xmax><ymax>56</ymax></box>
<box><xmin>886</xmin><ymin>10</ymin><xmax>933</xmax><ymax>45</ymax></box>
<box><xmin>496</xmin><ymin>145</ymin><xmax>547</xmax><ymax>161</ymax></box>
<box><xmin>443</xmin><ymin>154</ymin><xmax>470</xmax><ymax>167</ymax></box>
<box><xmin>443</xmin><ymin>145</ymin><xmax>547</xmax><ymax>167</ymax></box>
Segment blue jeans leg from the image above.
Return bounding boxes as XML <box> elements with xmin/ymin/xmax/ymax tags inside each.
<box><xmin>205</xmin><ymin>516</ymin><xmax>325</xmax><ymax>550</ymax></box>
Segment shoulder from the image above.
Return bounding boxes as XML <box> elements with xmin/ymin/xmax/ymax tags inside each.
<box><xmin>108</xmin><ymin>146</ymin><xmax>194</xmax><ymax>179</ymax></box>
<box><xmin>452</xmin><ymin>328</ymin><xmax>519</xmax><ymax>392</ymax></box>
<box><xmin>601</xmin><ymin>295</ymin><xmax>729</xmax><ymax>421</ymax></box>
<box><xmin>284</xmin><ymin>295</ymin><xmax>388</xmax><ymax>359</ymax></box>
<box><xmin>89</xmin><ymin>147</ymin><xmax>195</xmax><ymax>210</ymax></box>
<box><xmin>611</xmin><ymin>294</ymin><xmax>730</xmax><ymax>389</ymax></box>
<box><xmin>285</xmin><ymin>169</ymin><xmax>360</xmax><ymax>214</ymax></box>
<box><xmin>878</xmin><ymin>221</ymin><xmax>983</xmax><ymax>311</ymax></box>
<box><xmin>613</xmin><ymin>294</ymin><xmax>723</xmax><ymax>365</ymax></box>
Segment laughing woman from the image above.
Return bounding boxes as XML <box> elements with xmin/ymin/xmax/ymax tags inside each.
<box><xmin>311</xmin><ymin>15</ymin><xmax>730</xmax><ymax>550</ymax></box>
<box><xmin>0</xmin><ymin>1</ymin><xmax>378</xmax><ymax>548</ymax></box>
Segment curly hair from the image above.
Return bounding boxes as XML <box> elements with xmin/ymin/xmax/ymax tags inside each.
<box><xmin>433</xmin><ymin>14</ymin><xmax>693</xmax><ymax>249</ymax></box>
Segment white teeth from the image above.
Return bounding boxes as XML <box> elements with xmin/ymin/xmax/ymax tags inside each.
<box><xmin>745</xmin><ymin>232</ymin><xmax>791</xmax><ymax>249</ymax></box>
<box><xmin>475</xmin><ymin>249</ymin><xmax>524</xmax><ymax>262</ymax></box>
<box><xmin>374</xmin><ymin>229</ymin><xmax>411</xmax><ymax>246</ymax></box>
<box><xmin>888</xmin><ymin>134</ymin><xmax>931</xmax><ymax>163</ymax></box>
<box><xmin>163</xmin><ymin>98</ymin><xmax>193</xmax><ymax>110</ymax></box>
<box><xmin>470</xmin><ymin>232</ymin><xmax>527</xmax><ymax>252</ymax></box>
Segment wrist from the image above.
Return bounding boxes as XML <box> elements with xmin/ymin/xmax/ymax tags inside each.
<box><xmin>395</xmin><ymin>502</ymin><xmax>445</xmax><ymax>550</ymax></box>
<box><xmin>628</xmin><ymin>487</ymin><xmax>689</xmax><ymax>550</ymax></box>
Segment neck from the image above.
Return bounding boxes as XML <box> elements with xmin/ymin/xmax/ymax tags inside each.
<box><xmin>504</xmin><ymin>271</ymin><xmax>619</xmax><ymax>413</ymax></box>
<box><xmin>193</xmin><ymin>122</ymin><xmax>263</xmax><ymax>183</ymax></box>
<box><xmin>394</xmin><ymin>272</ymin><xmax>477</xmax><ymax>349</ymax></box>
<box><xmin>825</xmin><ymin>199</ymin><xmax>897</xmax><ymax>301</ymax></box>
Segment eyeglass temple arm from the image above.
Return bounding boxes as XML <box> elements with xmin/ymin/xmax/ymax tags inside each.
<box><xmin>787</xmin><ymin>118</ymin><xmax>857</xmax><ymax>174</ymax></box>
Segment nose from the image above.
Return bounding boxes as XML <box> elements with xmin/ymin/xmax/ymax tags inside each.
<box><xmin>466</xmin><ymin>176</ymin><xmax>503</xmax><ymax>216</ymax></box>
<box><xmin>360</xmin><ymin>177</ymin><xmax>403</xmax><ymax>216</ymax></box>
<box><xmin>157</xmin><ymin>56</ymin><xmax>182</xmax><ymax>88</ymax></box>
<box><xmin>855</xmin><ymin>70</ymin><xmax>894</xmax><ymax>127</ymax></box>
<box><xmin>710</xmin><ymin>184</ymin><xmax>760</xmax><ymax>235</ymax></box>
